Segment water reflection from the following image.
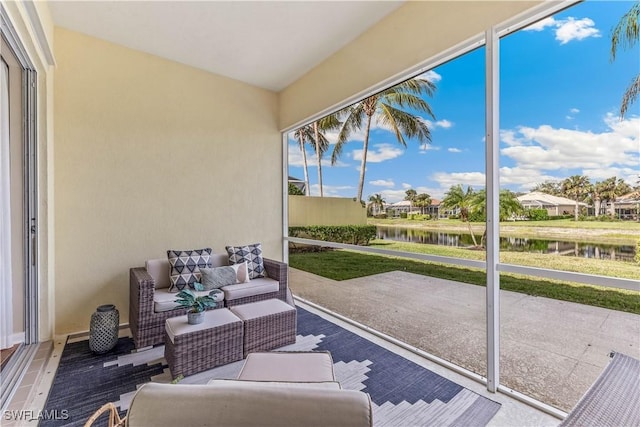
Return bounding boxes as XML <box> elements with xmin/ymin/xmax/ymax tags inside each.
<box><xmin>376</xmin><ymin>227</ymin><xmax>636</xmax><ymax>263</ymax></box>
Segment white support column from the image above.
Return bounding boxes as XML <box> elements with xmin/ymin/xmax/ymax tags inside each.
<box><xmin>485</xmin><ymin>27</ymin><xmax>500</xmax><ymax>393</ymax></box>
<box><xmin>282</xmin><ymin>133</ymin><xmax>289</xmax><ymax>264</ymax></box>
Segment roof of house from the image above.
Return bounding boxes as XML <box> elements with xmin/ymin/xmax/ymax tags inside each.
<box><xmin>616</xmin><ymin>191</ymin><xmax>640</xmax><ymax>203</ymax></box>
<box><xmin>389</xmin><ymin>199</ymin><xmax>441</xmax><ymax>207</ymax></box>
<box><xmin>517</xmin><ymin>191</ymin><xmax>587</xmax><ymax>207</ymax></box>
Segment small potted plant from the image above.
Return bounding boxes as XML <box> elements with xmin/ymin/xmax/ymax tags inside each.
<box><xmin>174</xmin><ymin>289</ymin><xmax>221</xmax><ymax>325</ymax></box>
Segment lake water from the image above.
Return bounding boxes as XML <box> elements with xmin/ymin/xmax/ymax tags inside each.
<box><xmin>376</xmin><ymin>226</ymin><xmax>637</xmax><ymax>263</ymax></box>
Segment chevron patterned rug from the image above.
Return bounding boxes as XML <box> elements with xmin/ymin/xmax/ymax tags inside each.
<box><xmin>42</xmin><ymin>307</ymin><xmax>500</xmax><ymax>427</ymax></box>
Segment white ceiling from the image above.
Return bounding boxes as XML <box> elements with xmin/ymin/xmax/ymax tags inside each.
<box><xmin>49</xmin><ymin>1</ymin><xmax>404</xmax><ymax>92</ymax></box>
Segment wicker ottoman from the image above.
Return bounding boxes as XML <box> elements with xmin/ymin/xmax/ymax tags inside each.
<box><xmin>164</xmin><ymin>308</ymin><xmax>243</xmax><ymax>379</ymax></box>
<box><xmin>230</xmin><ymin>299</ymin><xmax>297</xmax><ymax>357</ymax></box>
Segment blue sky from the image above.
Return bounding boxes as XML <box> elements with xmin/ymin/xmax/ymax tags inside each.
<box><xmin>288</xmin><ymin>0</ymin><xmax>639</xmax><ymax>203</ymax></box>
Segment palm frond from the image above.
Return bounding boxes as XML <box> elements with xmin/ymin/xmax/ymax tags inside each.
<box><xmin>378</xmin><ymin>103</ymin><xmax>432</xmax><ymax>144</ymax></box>
<box><xmin>620</xmin><ymin>74</ymin><xmax>640</xmax><ymax>118</ymax></box>
<box><xmin>611</xmin><ymin>2</ymin><xmax>640</xmax><ymax>61</ymax></box>
<box><xmin>332</xmin><ymin>104</ymin><xmax>364</xmax><ymax>165</ymax></box>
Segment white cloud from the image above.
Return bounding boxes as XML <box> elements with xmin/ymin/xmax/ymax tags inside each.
<box><xmin>523</xmin><ymin>16</ymin><xmax>601</xmax><ymax>44</ymax></box>
<box><xmin>419</xmin><ymin>144</ymin><xmax>441</xmax><ymax>153</ymax></box>
<box><xmin>499</xmin><ymin>167</ymin><xmax>559</xmax><ymax>192</ymax></box>
<box><xmin>435</xmin><ymin>119</ymin><xmax>453</xmax><ymax>129</ymax></box>
<box><xmin>401</xmin><ymin>183</ymin><xmax>412</xmax><ymax>189</ymax></box>
<box><xmin>375</xmin><ymin>185</ymin><xmax>444</xmax><ymax>203</ymax></box>
<box><xmin>421</xmin><ymin>118</ymin><xmax>454</xmax><ymax>130</ymax></box>
<box><xmin>419</xmin><ymin>70</ymin><xmax>442</xmax><ymax>83</ymax></box>
<box><xmin>430</xmin><ymin>171</ymin><xmax>487</xmax><ymax>189</ymax></box>
<box><xmin>369</xmin><ymin>179</ymin><xmax>395</xmax><ymax>188</ymax></box>
<box><xmin>555</xmin><ymin>17</ymin><xmax>600</xmax><ymax>44</ymax></box>
<box><xmin>448</xmin><ymin>148</ymin><xmax>463</xmax><ymax>153</ymax></box>
<box><xmin>500</xmin><ymin>114</ymin><xmax>639</xmax><ymax>172</ymax></box>
<box><xmin>581</xmin><ymin>167</ymin><xmax>638</xmax><ymax>186</ymax></box>
<box><xmin>309</xmin><ymin>184</ymin><xmax>354</xmax><ymax>198</ymax></box>
<box><xmin>288</xmin><ymin>143</ymin><xmax>348</xmax><ymax>168</ymax></box>
<box><xmin>570</xmin><ymin>108</ymin><xmax>580</xmax><ymax>114</ymax></box>
<box><xmin>352</xmin><ymin>143</ymin><xmax>404</xmax><ymax>163</ymax></box>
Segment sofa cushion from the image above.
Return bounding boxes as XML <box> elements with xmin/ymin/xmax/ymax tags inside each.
<box><xmin>221</xmin><ymin>277</ymin><xmax>279</xmax><ymax>301</ymax></box>
<box><xmin>199</xmin><ymin>266</ymin><xmax>236</xmax><ymax>290</ymax></box>
<box><xmin>146</xmin><ymin>253</ymin><xmax>230</xmax><ymax>290</ymax></box>
<box><xmin>229</xmin><ymin>298</ymin><xmax>294</xmax><ymax>320</ymax></box>
<box><xmin>225</xmin><ymin>243</ymin><xmax>265</xmax><ymax>279</ymax></box>
<box><xmin>200</xmin><ymin>262</ymin><xmax>250</xmax><ymax>290</ymax></box>
<box><xmin>154</xmin><ymin>287</ymin><xmax>224</xmax><ymax>313</ymax></box>
<box><xmin>207</xmin><ymin>379</ymin><xmax>341</xmax><ymax>390</ymax></box>
<box><xmin>146</xmin><ymin>259</ymin><xmax>170</xmax><ymax>289</ymax></box>
<box><xmin>126</xmin><ymin>382</ymin><xmax>373</xmax><ymax>427</ymax></box>
<box><xmin>167</xmin><ymin>248</ymin><xmax>212</xmax><ymax>292</ymax></box>
<box><xmin>165</xmin><ymin>308</ymin><xmax>241</xmax><ymax>342</ymax></box>
<box><xmin>238</xmin><ymin>352</ymin><xmax>336</xmax><ymax>383</ymax></box>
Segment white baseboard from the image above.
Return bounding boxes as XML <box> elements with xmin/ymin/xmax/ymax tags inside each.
<box><xmin>11</xmin><ymin>332</ymin><xmax>25</xmax><ymax>345</ymax></box>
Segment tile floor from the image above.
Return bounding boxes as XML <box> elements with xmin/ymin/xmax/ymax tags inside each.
<box><xmin>2</xmin><ymin>304</ymin><xmax>562</xmax><ymax>427</ymax></box>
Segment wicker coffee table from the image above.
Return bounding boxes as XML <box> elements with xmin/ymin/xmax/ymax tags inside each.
<box><xmin>164</xmin><ymin>308</ymin><xmax>243</xmax><ymax>378</ymax></box>
<box><xmin>230</xmin><ymin>299</ymin><xmax>297</xmax><ymax>357</ymax></box>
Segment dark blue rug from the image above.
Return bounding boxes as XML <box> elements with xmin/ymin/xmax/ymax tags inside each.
<box><xmin>41</xmin><ymin>307</ymin><xmax>500</xmax><ymax>426</ymax></box>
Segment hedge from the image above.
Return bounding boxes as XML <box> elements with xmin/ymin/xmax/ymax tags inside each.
<box><xmin>289</xmin><ymin>225</ymin><xmax>377</xmax><ymax>246</ymax></box>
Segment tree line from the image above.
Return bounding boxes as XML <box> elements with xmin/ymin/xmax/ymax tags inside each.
<box><xmin>532</xmin><ymin>175</ymin><xmax>636</xmax><ymax>220</ymax></box>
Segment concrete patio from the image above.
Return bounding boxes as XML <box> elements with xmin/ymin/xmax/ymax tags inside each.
<box><xmin>289</xmin><ymin>268</ymin><xmax>640</xmax><ymax>412</ymax></box>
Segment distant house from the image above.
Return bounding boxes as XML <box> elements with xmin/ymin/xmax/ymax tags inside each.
<box><xmin>288</xmin><ymin>176</ymin><xmax>306</xmax><ymax>194</ymax></box>
<box><xmin>517</xmin><ymin>191</ymin><xmax>588</xmax><ymax>217</ymax></box>
<box><xmin>386</xmin><ymin>198</ymin><xmax>441</xmax><ymax>218</ymax></box>
<box><xmin>610</xmin><ymin>191</ymin><xmax>640</xmax><ymax>220</ymax></box>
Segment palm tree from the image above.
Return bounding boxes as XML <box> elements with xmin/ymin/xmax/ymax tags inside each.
<box><xmin>531</xmin><ymin>180</ymin><xmax>562</xmax><ymax>196</ymax></box>
<box><xmin>601</xmin><ymin>177</ymin><xmax>633</xmax><ymax>217</ymax></box>
<box><xmin>611</xmin><ymin>2</ymin><xmax>640</xmax><ymax>118</ymax></box>
<box><xmin>561</xmin><ymin>175</ymin><xmax>592</xmax><ymax>221</ymax></box>
<box><xmin>292</xmin><ymin>125</ymin><xmax>314</xmax><ymax>196</ymax></box>
<box><xmin>471</xmin><ymin>189</ymin><xmax>524</xmax><ymax>222</ymax></box>
<box><xmin>470</xmin><ymin>189</ymin><xmax>524</xmax><ymax>247</ymax></box>
<box><xmin>404</xmin><ymin>189</ymin><xmax>417</xmax><ymax>212</ymax></box>
<box><xmin>441</xmin><ymin>184</ymin><xmax>479</xmax><ymax>246</ymax></box>
<box><xmin>331</xmin><ymin>77</ymin><xmax>437</xmax><ymax>202</ymax></box>
<box><xmin>311</xmin><ymin>114</ymin><xmax>341</xmax><ymax>197</ymax></box>
<box><xmin>414</xmin><ymin>193</ymin><xmax>432</xmax><ymax>215</ymax></box>
<box><xmin>368</xmin><ymin>193</ymin><xmax>386</xmax><ymax>216</ymax></box>
<box><xmin>591</xmin><ymin>180</ymin><xmax>608</xmax><ymax>216</ymax></box>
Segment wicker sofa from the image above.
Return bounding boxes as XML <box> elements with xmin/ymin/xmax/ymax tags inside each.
<box><xmin>129</xmin><ymin>253</ymin><xmax>288</xmax><ymax>349</ymax></box>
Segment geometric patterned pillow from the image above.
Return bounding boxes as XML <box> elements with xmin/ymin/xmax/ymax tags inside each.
<box><xmin>225</xmin><ymin>243</ymin><xmax>264</xmax><ymax>279</ymax></box>
<box><xmin>167</xmin><ymin>248</ymin><xmax>212</xmax><ymax>292</ymax></box>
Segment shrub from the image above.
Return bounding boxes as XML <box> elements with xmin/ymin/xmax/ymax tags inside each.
<box><xmin>373</xmin><ymin>213</ymin><xmax>388</xmax><ymax>219</ymax></box>
<box><xmin>400</xmin><ymin>212</ymin><xmax>408</xmax><ymax>219</ymax></box>
<box><xmin>289</xmin><ymin>225</ymin><xmax>377</xmax><ymax>246</ymax></box>
<box><xmin>468</xmin><ymin>211</ymin><xmax>485</xmax><ymax>222</ymax></box>
<box><xmin>526</xmin><ymin>209</ymin><xmax>549</xmax><ymax>221</ymax></box>
<box><xmin>288</xmin><ymin>183</ymin><xmax>304</xmax><ymax>196</ymax></box>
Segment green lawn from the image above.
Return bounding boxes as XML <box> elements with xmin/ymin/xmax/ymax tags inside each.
<box><xmin>289</xmin><ymin>249</ymin><xmax>640</xmax><ymax>315</ymax></box>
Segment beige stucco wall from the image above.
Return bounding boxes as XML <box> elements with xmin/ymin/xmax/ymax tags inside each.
<box><xmin>279</xmin><ymin>0</ymin><xmax>541</xmax><ymax>129</ymax></box>
<box><xmin>54</xmin><ymin>28</ymin><xmax>281</xmax><ymax>334</ymax></box>
<box><xmin>288</xmin><ymin>196</ymin><xmax>367</xmax><ymax>227</ymax></box>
